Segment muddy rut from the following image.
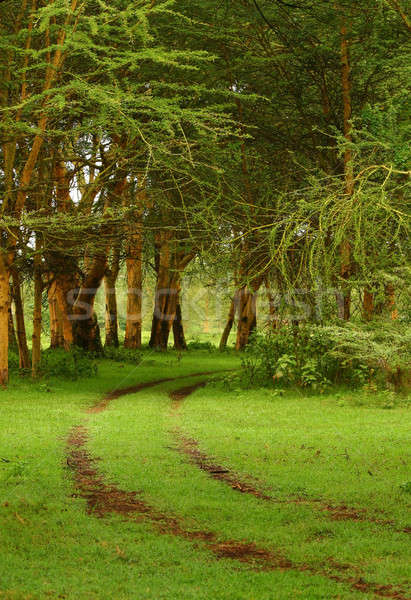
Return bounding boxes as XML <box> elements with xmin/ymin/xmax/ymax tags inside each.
<box><xmin>170</xmin><ymin>382</ymin><xmax>411</xmax><ymax>534</ymax></box>
<box><xmin>66</xmin><ymin>373</ymin><xmax>410</xmax><ymax>600</ymax></box>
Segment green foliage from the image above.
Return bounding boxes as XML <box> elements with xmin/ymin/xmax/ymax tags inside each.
<box><xmin>186</xmin><ymin>340</ymin><xmax>217</xmax><ymax>351</ymax></box>
<box><xmin>40</xmin><ymin>348</ymin><xmax>98</xmax><ymax>380</ymax></box>
<box><xmin>8</xmin><ymin>351</ymin><xmax>21</xmax><ymax>372</ymax></box>
<box><xmin>325</xmin><ymin>321</ymin><xmax>411</xmax><ymax>392</ymax></box>
<box><xmin>242</xmin><ymin>322</ymin><xmax>411</xmax><ymax>391</ymax></box>
<box><xmin>241</xmin><ymin>326</ymin><xmax>366</xmax><ymax>390</ymax></box>
<box><xmin>400</xmin><ymin>481</ymin><xmax>411</xmax><ymax>494</ymax></box>
<box><xmin>103</xmin><ymin>346</ymin><xmax>143</xmax><ymax>365</ymax></box>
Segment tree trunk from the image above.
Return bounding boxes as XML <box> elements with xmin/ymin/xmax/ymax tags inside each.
<box><xmin>173</xmin><ymin>295</ymin><xmax>187</xmax><ymax>350</ymax></box>
<box><xmin>236</xmin><ymin>285</ymin><xmax>258</xmax><ymax>350</ymax></box>
<box><xmin>54</xmin><ymin>273</ymin><xmax>76</xmax><ymax>351</ymax></box>
<box><xmin>124</xmin><ymin>209</ymin><xmax>143</xmax><ymax>349</ymax></box>
<box><xmin>8</xmin><ymin>303</ymin><xmax>17</xmax><ymax>351</ymax></box>
<box><xmin>11</xmin><ymin>271</ymin><xmax>30</xmax><ymax>369</ymax></box>
<box><xmin>72</xmin><ymin>174</ymin><xmax>127</xmax><ymax>352</ymax></box>
<box><xmin>124</xmin><ymin>252</ymin><xmax>142</xmax><ymax>349</ymax></box>
<box><xmin>48</xmin><ymin>282</ymin><xmax>59</xmax><ymax>348</ymax></box>
<box><xmin>149</xmin><ymin>233</ymin><xmax>194</xmax><ymax>350</ymax></box>
<box><xmin>48</xmin><ymin>280</ymin><xmax>65</xmax><ymax>348</ymax></box>
<box><xmin>72</xmin><ymin>253</ymin><xmax>107</xmax><ymax>353</ymax></box>
<box><xmin>104</xmin><ymin>271</ymin><xmax>119</xmax><ymax>348</ymax></box>
<box><xmin>32</xmin><ymin>245</ymin><xmax>43</xmax><ymax>378</ymax></box>
<box><xmin>150</xmin><ymin>284</ymin><xmax>180</xmax><ymax>350</ymax></box>
<box><xmin>0</xmin><ymin>258</ymin><xmax>10</xmax><ymax>386</ymax></box>
<box><xmin>219</xmin><ymin>292</ymin><xmax>238</xmax><ymax>351</ymax></box>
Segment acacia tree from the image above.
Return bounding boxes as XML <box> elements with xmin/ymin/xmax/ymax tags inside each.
<box><xmin>0</xmin><ymin>0</ymin><xmax>233</xmax><ymax>380</ymax></box>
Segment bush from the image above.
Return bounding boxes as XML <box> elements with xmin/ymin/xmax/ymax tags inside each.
<box><xmin>40</xmin><ymin>347</ymin><xmax>98</xmax><ymax>380</ymax></box>
<box><xmin>8</xmin><ymin>350</ymin><xmax>21</xmax><ymax>372</ymax></box>
<box><xmin>242</xmin><ymin>327</ymin><xmax>342</xmax><ymax>390</ymax></box>
<box><xmin>327</xmin><ymin>321</ymin><xmax>411</xmax><ymax>392</ymax></box>
<box><xmin>103</xmin><ymin>346</ymin><xmax>143</xmax><ymax>364</ymax></box>
<box><xmin>186</xmin><ymin>340</ymin><xmax>217</xmax><ymax>351</ymax></box>
<box><xmin>241</xmin><ymin>322</ymin><xmax>410</xmax><ymax>391</ymax></box>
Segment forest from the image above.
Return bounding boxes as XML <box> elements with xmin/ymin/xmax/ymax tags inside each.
<box><xmin>0</xmin><ymin>1</ymin><xmax>410</xmax><ymax>599</ymax></box>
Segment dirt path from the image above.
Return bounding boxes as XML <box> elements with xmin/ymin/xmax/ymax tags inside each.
<box><xmin>65</xmin><ymin>373</ymin><xmax>410</xmax><ymax>600</ymax></box>
<box><xmin>169</xmin><ymin>381</ymin><xmax>411</xmax><ymax>535</ymax></box>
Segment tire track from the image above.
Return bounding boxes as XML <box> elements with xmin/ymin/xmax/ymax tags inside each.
<box><xmin>65</xmin><ymin>373</ymin><xmax>410</xmax><ymax>600</ymax></box>
<box><xmin>169</xmin><ymin>382</ymin><xmax>411</xmax><ymax>534</ymax></box>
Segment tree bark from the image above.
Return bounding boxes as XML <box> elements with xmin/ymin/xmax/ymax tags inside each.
<box><xmin>72</xmin><ymin>174</ymin><xmax>128</xmax><ymax>352</ymax></box>
<box><xmin>8</xmin><ymin>303</ymin><xmax>17</xmax><ymax>351</ymax></box>
<box><xmin>149</xmin><ymin>233</ymin><xmax>194</xmax><ymax>350</ymax></box>
<box><xmin>363</xmin><ymin>289</ymin><xmax>374</xmax><ymax>321</ymax></box>
<box><xmin>53</xmin><ymin>273</ymin><xmax>76</xmax><ymax>351</ymax></box>
<box><xmin>124</xmin><ymin>216</ymin><xmax>143</xmax><ymax>349</ymax></box>
<box><xmin>71</xmin><ymin>253</ymin><xmax>106</xmax><ymax>353</ymax></box>
<box><xmin>236</xmin><ymin>285</ymin><xmax>258</xmax><ymax>350</ymax></box>
<box><xmin>48</xmin><ymin>280</ymin><xmax>65</xmax><ymax>348</ymax></box>
<box><xmin>11</xmin><ymin>271</ymin><xmax>30</xmax><ymax>369</ymax></box>
<box><xmin>173</xmin><ymin>294</ymin><xmax>187</xmax><ymax>350</ymax></box>
<box><xmin>104</xmin><ymin>247</ymin><xmax>120</xmax><ymax>348</ymax></box>
<box><xmin>150</xmin><ymin>283</ymin><xmax>180</xmax><ymax>350</ymax></box>
<box><xmin>0</xmin><ymin>258</ymin><xmax>10</xmax><ymax>386</ymax></box>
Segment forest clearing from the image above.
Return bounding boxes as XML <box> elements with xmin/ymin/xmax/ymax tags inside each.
<box><xmin>0</xmin><ymin>0</ymin><xmax>410</xmax><ymax>598</ymax></box>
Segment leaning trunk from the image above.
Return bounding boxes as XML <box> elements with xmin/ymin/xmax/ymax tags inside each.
<box><xmin>8</xmin><ymin>303</ymin><xmax>17</xmax><ymax>351</ymax></box>
<box><xmin>219</xmin><ymin>292</ymin><xmax>238</xmax><ymax>351</ymax></box>
<box><xmin>0</xmin><ymin>259</ymin><xmax>10</xmax><ymax>386</ymax></box>
<box><xmin>12</xmin><ymin>271</ymin><xmax>30</xmax><ymax>369</ymax></box>
<box><xmin>72</xmin><ymin>254</ymin><xmax>107</xmax><ymax>353</ymax></box>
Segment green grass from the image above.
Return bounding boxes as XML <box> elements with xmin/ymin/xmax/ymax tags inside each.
<box><xmin>1</xmin><ymin>350</ymin><xmax>410</xmax><ymax>599</ymax></box>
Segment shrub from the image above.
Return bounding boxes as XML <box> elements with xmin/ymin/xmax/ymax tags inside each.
<box><xmin>241</xmin><ymin>326</ymin><xmax>342</xmax><ymax>390</ymax></box>
<box><xmin>103</xmin><ymin>346</ymin><xmax>143</xmax><ymax>365</ymax></box>
<box><xmin>241</xmin><ymin>321</ymin><xmax>410</xmax><ymax>391</ymax></box>
<box><xmin>40</xmin><ymin>347</ymin><xmax>98</xmax><ymax>380</ymax></box>
<box><xmin>186</xmin><ymin>340</ymin><xmax>217</xmax><ymax>351</ymax></box>
<box><xmin>8</xmin><ymin>350</ymin><xmax>21</xmax><ymax>372</ymax></box>
<box><xmin>327</xmin><ymin>321</ymin><xmax>411</xmax><ymax>392</ymax></box>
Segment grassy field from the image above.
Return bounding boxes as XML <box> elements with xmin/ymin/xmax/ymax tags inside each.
<box><xmin>1</xmin><ymin>350</ymin><xmax>410</xmax><ymax>599</ymax></box>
